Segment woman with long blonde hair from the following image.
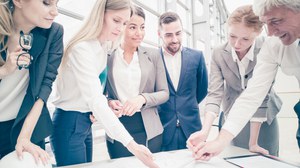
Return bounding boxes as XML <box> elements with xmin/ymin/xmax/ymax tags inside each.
<box><xmin>50</xmin><ymin>0</ymin><xmax>158</xmax><ymax>167</ymax></box>
<box><xmin>0</xmin><ymin>0</ymin><xmax>63</xmax><ymax>165</ymax></box>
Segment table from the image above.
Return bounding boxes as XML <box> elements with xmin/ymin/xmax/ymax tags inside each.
<box><xmin>59</xmin><ymin>146</ymin><xmax>253</xmax><ymax>168</ymax></box>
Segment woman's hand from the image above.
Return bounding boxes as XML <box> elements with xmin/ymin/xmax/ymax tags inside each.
<box><xmin>89</xmin><ymin>114</ymin><xmax>97</xmax><ymax>123</ymax></box>
<box><xmin>126</xmin><ymin>141</ymin><xmax>159</xmax><ymax>168</ymax></box>
<box><xmin>122</xmin><ymin>95</ymin><xmax>146</xmax><ymax>116</ymax></box>
<box><xmin>0</xmin><ymin>47</ymin><xmax>24</xmax><ymax>76</ymax></box>
<box><xmin>186</xmin><ymin>130</ymin><xmax>209</xmax><ymax>152</ymax></box>
<box><xmin>108</xmin><ymin>100</ymin><xmax>123</xmax><ymax>117</ymax></box>
<box><xmin>15</xmin><ymin>138</ymin><xmax>50</xmax><ymax>165</ymax></box>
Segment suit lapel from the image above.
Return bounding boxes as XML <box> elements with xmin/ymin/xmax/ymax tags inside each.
<box><xmin>176</xmin><ymin>48</ymin><xmax>189</xmax><ymax>91</ymax></box>
<box><xmin>29</xmin><ymin>28</ymin><xmax>47</xmax><ymax>64</ymax></box>
<box><xmin>222</xmin><ymin>43</ymin><xmax>240</xmax><ymax>79</ymax></box>
<box><xmin>245</xmin><ymin>42</ymin><xmax>260</xmax><ymax>75</ymax></box>
<box><xmin>138</xmin><ymin>46</ymin><xmax>150</xmax><ymax>93</ymax></box>
<box><xmin>160</xmin><ymin>48</ymin><xmax>176</xmax><ymax>91</ymax></box>
<box><xmin>28</xmin><ymin>28</ymin><xmax>47</xmax><ymax>94</ymax></box>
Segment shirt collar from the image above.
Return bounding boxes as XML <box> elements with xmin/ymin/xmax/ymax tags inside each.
<box><xmin>162</xmin><ymin>46</ymin><xmax>183</xmax><ymax>57</ymax></box>
<box><xmin>117</xmin><ymin>46</ymin><xmax>138</xmax><ymax>60</ymax></box>
<box><xmin>231</xmin><ymin>41</ymin><xmax>255</xmax><ymax>62</ymax></box>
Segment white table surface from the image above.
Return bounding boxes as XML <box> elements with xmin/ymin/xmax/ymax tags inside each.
<box><xmin>59</xmin><ymin>145</ymin><xmax>253</xmax><ymax>168</ymax></box>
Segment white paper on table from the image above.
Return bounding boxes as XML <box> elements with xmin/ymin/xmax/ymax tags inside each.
<box><xmin>85</xmin><ymin>149</ymin><xmax>238</xmax><ymax>168</ymax></box>
<box><xmin>226</xmin><ymin>155</ymin><xmax>298</xmax><ymax>168</ymax></box>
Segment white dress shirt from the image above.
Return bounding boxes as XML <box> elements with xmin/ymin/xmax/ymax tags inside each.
<box><xmin>0</xmin><ymin>66</ymin><xmax>29</xmax><ymax>121</ymax></box>
<box><xmin>222</xmin><ymin>37</ymin><xmax>300</xmax><ymax>136</ymax></box>
<box><xmin>231</xmin><ymin>43</ymin><xmax>254</xmax><ymax>90</ymax></box>
<box><xmin>53</xmin><ymin>40</ymin><xmax>133</xmax><ymax>146</ymax></box>
<box><xmin>162</xmin><ymin>47</ymin><xmax>182</xmax><ymax>91</ymax></box>
<box><xmin>113</xmin><ymin>47</ymin><xmax>141</xmax><ymax>104</ymax></box>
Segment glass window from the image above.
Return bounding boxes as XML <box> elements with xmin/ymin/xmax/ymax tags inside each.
<box><xmin>144</xmin><ymin>10</ymin><xmax>160</xmax><ymax>45</ymax></box>
<box><xmin>56</xmin><ymin>0</ymin><xmax>96</xmax><ymax>43</ymax></box>
<box><xmin>137</xmin><ymin>0</ymin><xmax>159</xmax><ymax>11</ymax></box>
<box><xmin>178</xmin><ymin>0</ymin><xmax>191</xmax><ymax>9</ymax></box>
<box><xmin>196</xmin><ymin>40</ymin><xmax>205</xmax><ymax>52</ymax></box>
<box><xmin>195</xmin><ymin>1</ymin><xmax>204</xmax><ymax>17</ymax></box>
<box><xmin>55</xmin><ymin>16</ymin><xmax>82</xmax><ymax>44</ymax></box>
<box><xmin>58</xmin><ymin>0</ymin><xmax>95</xmax><ymax>17</ymax></box>
<box><xmin>177</xmin><ymin>4</ymin><xmax>190</xmax><ymax>31</ymax></box>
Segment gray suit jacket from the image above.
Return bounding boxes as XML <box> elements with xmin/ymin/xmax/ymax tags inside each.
<box><xmin>106</xmin><ymin>46</ymin><xmax>169</xmax><ymax>140</ymax></box>
<box><xmin>205</xmin><ymin>38</ymin><xmax>282</xmax><ymax>124</ymax></box>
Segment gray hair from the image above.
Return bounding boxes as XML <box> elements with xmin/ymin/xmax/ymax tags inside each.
<box><xmin>253</xmin><ymin>0</ymin><xmax>300</xmax><ymax>16</ymax></box>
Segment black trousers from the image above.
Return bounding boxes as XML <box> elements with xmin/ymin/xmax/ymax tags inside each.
<box><xmin>294</xmin><ymin>101</ymin><xmax>300</xmax><ymax>148</ymax></box>
<box><xmin>106</xmin><ymin>112</ymin><xmax>162</xmax><ymax>159</ymax></box>
<box><xmin>0</xmin><ymin>119</ymin><xmax>15</xmax><ymax>159</ymax></box>
<box><xmin>0</xmin><ymin>119</ymin><xmax>45</xmax><ymax>159</ymax></box>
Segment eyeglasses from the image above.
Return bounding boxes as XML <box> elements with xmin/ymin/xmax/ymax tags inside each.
<box><xmin>17</xmin><ymin>31</ymin><xmax>33</xmax><ymax>70</ymax></box>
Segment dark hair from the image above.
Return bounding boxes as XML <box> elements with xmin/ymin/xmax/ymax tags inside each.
<box><xmin>158</xmin><ymin>11</ymin><xmax>181</xmax><ymax>29</ymax></box>
<box><xmin>133</xmin><ymin>5</ymin><xmax>145</xmax><ymax>20</ymax></box>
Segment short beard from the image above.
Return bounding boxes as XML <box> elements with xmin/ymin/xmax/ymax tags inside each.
<box><xmin>166</xmin><ymin>43</ymin><xmax>181</xmax><ymax>55</ymax></box>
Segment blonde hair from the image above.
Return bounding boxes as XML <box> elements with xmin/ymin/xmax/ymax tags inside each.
<box><xmin>61</xmin><ymin>0</ymin><xmax>132</xmax><ymax>69</ymax></box>
<box><xmin>0</xmin><ymin>0</ymin><xmax>13</xmax><ymax>52</ymax></box>
<box><xmin>227</xmin><ymin>5</ymin><xmax>263</xmax><ymax>33</ymax></box>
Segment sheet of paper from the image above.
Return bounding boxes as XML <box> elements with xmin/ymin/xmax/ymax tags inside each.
<box><xmin>85</xmin><ymin>150</ymin><xmax>238</xmax><ymax>168</ymax></box>
<box><xmin>226</xmin><ymin>155</ymin><xmax>298</xmax><ymax>168</ymax></box>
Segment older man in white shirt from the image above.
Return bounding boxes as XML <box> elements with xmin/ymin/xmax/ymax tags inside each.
<box><xmin>188</xmin><ymin>0</ymin><xmax>300</xmax><ymax>160</ymax></box>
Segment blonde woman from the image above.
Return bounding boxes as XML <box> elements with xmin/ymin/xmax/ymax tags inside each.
<box><xmin>0</xmin><ymin>0</ymin><xmax>63</xmax><ymax>165</ymax></box>
<box><xmin>50</xmin><ymin>0</ymin><xmax>158</xmax><ymax>167</ymax></box>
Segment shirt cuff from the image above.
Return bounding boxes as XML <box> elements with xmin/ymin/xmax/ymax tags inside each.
<box><xmin>250</xmin><ymin>117</ymin><xmax>267</xmax><ymax>123</ymax></box>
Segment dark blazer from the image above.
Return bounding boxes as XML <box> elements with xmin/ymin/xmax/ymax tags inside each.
<box><xmin>9</xmin><ymin>22</ymin><xmax>64</xmax><ymax>146</ymax></box>
<box><xmin>158</xmin><ymin>47</ymin><xmax>208</xmax><ymax>146</ymax></box>
<box><xmin>294</xmin><ymin>101</ymin><xmax>300</xmax><ymax>148</ymax></box>
<box><xmin>106</xmin><ymin>46</ymin><xmax>169</xmax><ymax>141</ymax></box>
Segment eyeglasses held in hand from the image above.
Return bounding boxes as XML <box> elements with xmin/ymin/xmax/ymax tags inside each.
<box><xmin>17</xmin><ymin>31</ymin><xmax>33</xmax><ymax>70</ymax></box>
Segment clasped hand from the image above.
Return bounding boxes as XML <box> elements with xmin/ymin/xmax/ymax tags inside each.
<box><xmin>1</xmin><ymin>47</ymin><xmax>31</xmax><ymax>75</ymax></box>
<box><xmin>108</xmin><ymin>95</ymin><xmax>146</xmax><ymax>117</ymax></box>
<box><xmin>186</xmin><ymin>130</ymin><xmax>224</xmax><ymax>161</ymax></box>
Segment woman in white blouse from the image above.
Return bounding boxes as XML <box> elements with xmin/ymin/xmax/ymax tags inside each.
<box><xmin>50</xmin><ymin>0</ymin><xmax>159</xmax><ymax>167</ymax></box>
<box><xmin>105</xmin><ymin>6</ymin><xmax>169</xmax><ymax>159</ymax></box>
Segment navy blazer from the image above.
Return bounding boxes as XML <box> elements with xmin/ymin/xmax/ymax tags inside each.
<box><xmin>7</xmin><ymin>23</ymin><xmax>64</xmax><ymax>146</ymax></box>
<box><xmin>294</xmin><ymin>101</ymin><xmax>300</xmax><ymax>148</ymax></box>
<box><xmin>158</xmin><ymin>47</ymin><xmax>208</xmax><ymax>146</ymax></box>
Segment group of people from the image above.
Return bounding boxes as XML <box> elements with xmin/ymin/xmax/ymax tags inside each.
<box><xmin>0</xmin><ymin>0</ymin><xmax>299</xmax><ymax>167</ymax></box>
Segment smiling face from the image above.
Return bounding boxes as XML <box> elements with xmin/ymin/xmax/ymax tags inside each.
<box><xmin>101</xmin><ymin>8</ymin><xmax>131</xmax><ymax>42</ymax></box>
<box><xmin>15</xmin><ymin>0</ymin><xmax>59</xmax><ymax>29</ymax></box>
<box><xmin>228</xmin><ymin>23</ymin><xmax>259</xmax><ymax>55</ymax></box>
<box><xmin>123</xmin><ymin>14</ymin><xmax>145</xmax><ymax>48</ymax></box>
<box><xmin>158</xmin><ymin>20</ymin><xmax>182</xmax><ymax>55</ymax></box>
<box><xmin>261</xmin><ymin>6</ymin><xmax>300</xmax><ymax>45</ymax></box>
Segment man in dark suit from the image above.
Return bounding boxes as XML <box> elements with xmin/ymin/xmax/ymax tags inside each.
<box><xmin>157</xmin><ymin>11</ymin><xmax>208</xmax><ymax>151</ymax></box>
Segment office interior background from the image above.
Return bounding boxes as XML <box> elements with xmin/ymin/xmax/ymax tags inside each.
<box><xmin>50</xmin><ymin>0</ymin><xmax>300</xmax><ymax>165</ymax></box>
